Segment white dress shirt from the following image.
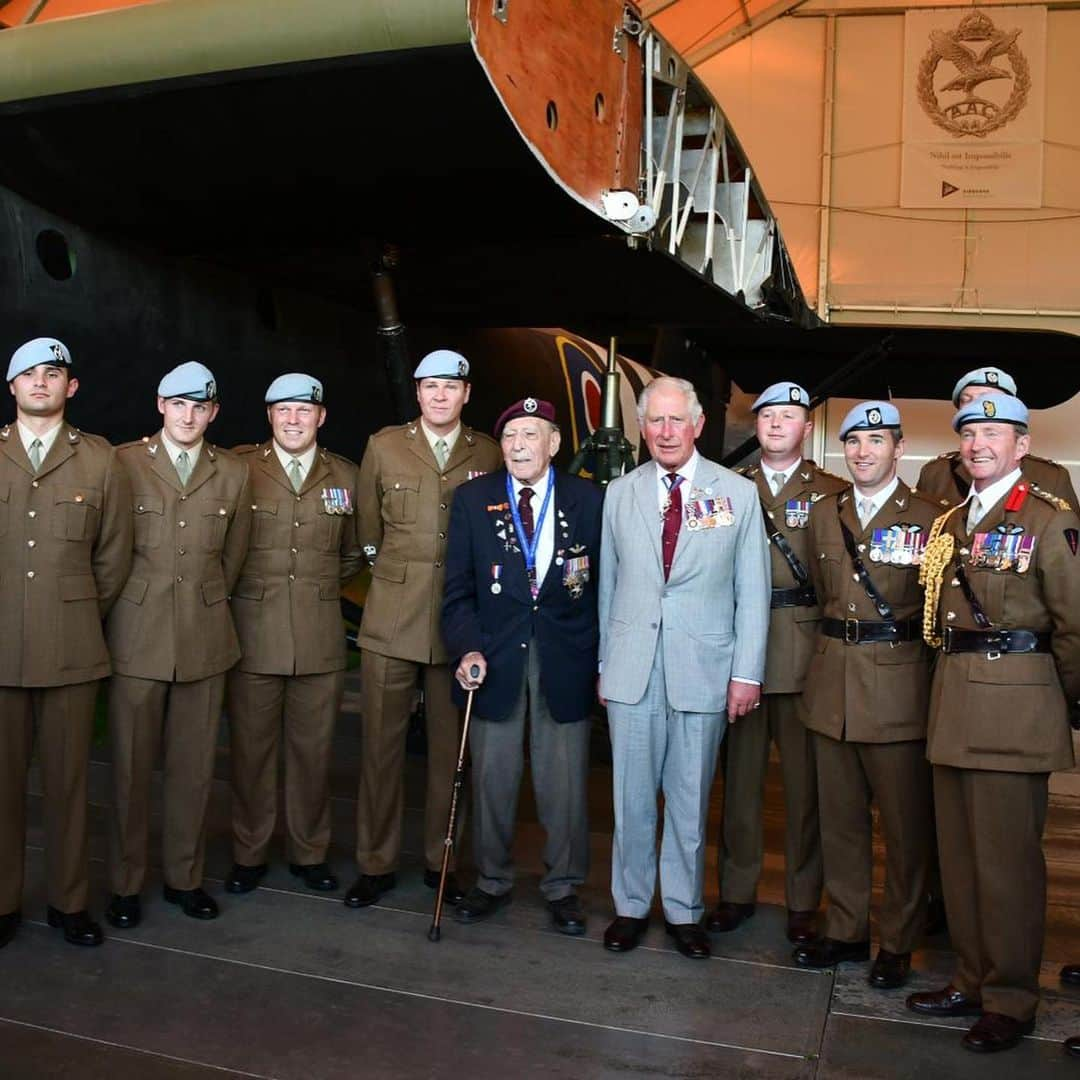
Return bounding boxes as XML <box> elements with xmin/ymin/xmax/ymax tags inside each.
<box><xmin>653</xmin><ymin>449</ymin><xmax>700</xmax><ymax>511</ymax></box>
<box><xmin>853</xmin><ymin>475</ymin><xmax>900</xmax><ymax>526</ymax></box>
<box><xmin>17</xmin><ymin>419</ymin><xmax>63</xmax><ymax>463</ymax></box>
<box><xmin>511</xmin><ymin>468</ymin><xmax>555</xmax><ymax>589</ymax></box>
<box><xmin>762</xmin><ymin>458</ymin><xmax>802</xmax><ymax>496</ymax></box>
<box><xmin>966</xmin><ymin>467</ymin><xmax>1023</xmax><ymax>532</ymax></box>
<box><xmin>273</xmin><ymin>441</ymin><xmax>318</xmax><ymax>485</ymax></box>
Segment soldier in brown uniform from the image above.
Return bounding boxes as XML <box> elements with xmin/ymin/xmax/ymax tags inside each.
<box><xmin>793</xmin><ymin>401</ymin><xmax>939</xmax><ymax>990</ymax></box>
<box><xmin>105</xmin><ymin>362</ymin><xmax>251</xmax><ymax>928</ymax></box>
<box><xmin>907</xmin><ymin>393</ymin><xmax>1080</xmax><ymax>1053</ymax></box>
<box><xmin>0</xmin><ymin>337</ymin><xmax>132</xmax><ymax>949</ymax></box>
<box><xmin>917</xmin><ymin>366</ymin><xmax>1077</xmax><ymax>510</ymax></box>
<box><xmin>225</xmin><ymin>373</ymin><xmax>363</xmax><ymax>896</ymax></box>
<box><xmin>707</xmin><ymin>382</ymin><xmax>846</xmax><ymax>945</ymax></box>
<box><xmin>346</xmin><ymin>350</ymin><xmax>502</xmax><ymax>908</ymax></box>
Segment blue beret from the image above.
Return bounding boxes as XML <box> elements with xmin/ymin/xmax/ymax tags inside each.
<box><xmin>158</xmin><ymin>362</ymin><xmax>218</xmax><ymax>401</ymax></box>
<box><xmin>951</xmin><ymin>367</ymin><xmax>1016</xmax><ymax>406</ymax></box>
<box><xmin>839</xmin><ymin>400</ymin><xmax>902</xmax><ymax>441</ymax></box>
<box><xmin>7</xmin><ymin>337</ymin><xmax>71</xmax><ymax>381</ymax></box>
<box><xmin>265</xmin><ymin>372</ymin><xmax>324</xmax><ymax>405</ymax></box>
<box><xmin>413</xmin><ymin>349</ymin><xmax>469</xmax><ymax>380</ymax></box>
<box><xmin>751</xmin><ymin>381</ymin><xmax>810</xmax><ymax>412</ymax></box>
<box><xmin>952</xmin><ymin>392</ymin><xmax>1029</xmax><ymax>432</ymax></box>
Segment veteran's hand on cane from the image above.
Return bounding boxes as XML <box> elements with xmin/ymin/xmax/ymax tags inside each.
<box><xmin>726</xmin><ymin>679</ymin><xmax>761</xmax><ymax>723</ymax></box>
<box><xmin>456</xmin><ymin>651</ymin><xmax>487</xmax><ymax>690</ymax></box>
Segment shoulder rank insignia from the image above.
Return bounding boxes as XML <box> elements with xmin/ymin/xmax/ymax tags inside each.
<box><xmin>1029</xmin><ymin>484</ymin><xmax>1072</xmax><ymax>512</ymax></box>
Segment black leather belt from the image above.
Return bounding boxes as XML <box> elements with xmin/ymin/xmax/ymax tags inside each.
<box><xmin>771</xmin><ymin>585</ymin><xmax>817</xmax><ymax>609</ymax></box>
<box><xmin>940</xmin><ymin>627</ymin><xmax>1051</xmax><ymax>655</ymax></box>
<box><xmin>822</xmin><ymin>616</ymin><xmax>922</xmax><ymax>644</ymax></box>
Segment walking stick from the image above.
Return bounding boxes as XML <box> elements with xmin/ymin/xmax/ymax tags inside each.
<box><xmin>428</xmin><ymin>663</ymin><xmax>480</xmax><ymax>942</ymax></box>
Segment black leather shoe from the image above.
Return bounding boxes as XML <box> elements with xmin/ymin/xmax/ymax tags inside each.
<box><xmin>962</xmin><ymin>1012</ymin><xmax>1035</xmax><ymax>1053</ymax></box>
<box><xmin>549</xmin><ymin>895</ymin><xmax>587</xmax><ymax>936</ymax></box>
<box><xmin>603</xmin><ymin>916</ymin><xmax>649</xmax><ymax>953</ymax></box>
<box><xmin>46</xmin><ymin>907</ymin><xmax>104</xmax><ymax>946</ymax></box>
<box><xmin>906</xmin><ymin>984</ymin><xmax>984</xmax><ymax>1017</ymax></box>
<box><xmin>454</xmin><ymin>887</ymin><xmax>512</xmax><ymax>924</ymax></box>
<box><xmin>0</xmin><ymin>911</ymin><xmax>20</xmax><ymax>948</ymax></box>
<box><xmin>925</xmin><ymin>893</ymin><xmax>948</xmax><ymax>936</ymax></box>
<box><xmin>289</xmin><ymin>863</ymin><xmax>339</xmax><ymax>892</ymax></box>
<box><xmin>1062</xmin><ymin>963</ymin><xmax>1080</xmax><ymax>986</ymax></box>
<box><xmin>163</xmin><ymin>885</ymin><xmax>219</xmax><ymax>920</ymax></box>
<box><xmin>786</xmin><ymin>909</ymin><xmax>818</xmax><ymax>944</ymax></box>
<box><xmin>793</xmin><ymin>937</ymin><xmax>870</xmax><ymax>968</ymax></box>
<box><xmin>343</xmin><ymin>873</ymin><xmax>396</xmax><ymax>908</ymax></box>
<box><xmin>423</xmin><ymin>869</ymin><xmax>465</xmax><ymax>906</ymax></box>
<box><xmin>868</xmin><ymin>948</ymin><xmax>911</xmax><ymax>989</ymax></box>
<box><xmin>224</xmin><ymin>863</ymin><xmax>267</xmax><ymax>894</ymax></box>
<box><xmin>105</xmin><ymin>894</ymin><xmax>141</xmax><ymax>930</ymax></box>
<box><xmin>666</xmin><ymin>921</ymin><xmax>711</xmax><ymax>959</ymax></box>
<box><xmin>1064</xmin><ymin>1036</ymin><xmax>1080</xmax><ymax>1058</ymax></box>
<box><xmin>705</xmin><ymin>901</ymin><xmax>754</xmax><ymax>934</ymax></box>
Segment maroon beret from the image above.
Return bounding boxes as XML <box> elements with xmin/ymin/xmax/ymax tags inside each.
<box><xmin>494</xmin><ymin>397</ymin><xmax>557</xmax><ymax>437</ymax></box>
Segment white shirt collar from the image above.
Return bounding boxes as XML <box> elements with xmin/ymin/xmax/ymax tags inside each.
<box><xmin>17</xmin><ymin>419</ymin><xmax>64</xmax><ymax>460</ymax></box>
<box><xmin>654</xmin><ymin>449</ymin><xmax>699</xmax><ymax>496</ymax></box>
<box><xmin>273</xmin><ymin>441</ymin><xmax>318</xmax><ymax>479</ymax></box>
<box><xmin>510</xmin><ymin>467</ymin><xmax>551</xmax><ymax>501</ymax></box>
<box><xmin>762</xmin><ymin>457</ymin><xmax>802</xmax><ymax>492</ymax></box>
<box><xmin>420</xmin><ymin>420</ymin><xmax>461</xmax><ymax>458</ymax></box>
<box><xmin>160</xmin><ymin>429</ymin><xmax>203</xmax><ymax>469</ymax></box>
<box><xmin>853</xmin><ymin>475</ymin><xmax>900</xmax><ymax>519</ymax></box>
<box><xmin>968</xmin><ymin>467</ymin><xmax>1023</xmax><ymax>519</ymax></box>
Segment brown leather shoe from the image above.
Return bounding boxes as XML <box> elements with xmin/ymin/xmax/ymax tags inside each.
<box><xmin>603</xmin><ymin>916</ymin><xmax>649</xmax><ymax>953</ymax></box>
<box><xmin>793</xmin><ymin>937</ymin><xmax>869</xmax><ymax>968</ymax></box>
<box><xmin>705</xmin><ymin>901</ymin><xmax>754</xmax><ymax>934</ymax></box>
<box><xmin>786</xmin><ymin>909</ymin><xmax>817</xmax><ymax>944</ymax></box>
<box><xmin>906</xmin><ymin>984</ymin><xmax>983</xmax><ymax>1017</ymax></box>
<box><xmin>868</xmin><ymin>949</ymin><xmax>911</xmax><ymax>989</ymax></box>
<box><xmin>665</xmin><ymin>921</ymin><xmax>711</xmax><ymax>960</ymax></box>
<box><xmin>1062</xmin><ymin>963</ymin><xmax>1080</xmax><ymax>986</ymax></box>
<box><xmin>961</xmin><ymin>1012</ymin><xmax>1035</xmax><ymax>1053</ymax></box>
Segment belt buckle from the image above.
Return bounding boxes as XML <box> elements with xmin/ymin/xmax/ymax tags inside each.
<box><xmin>941</xmin><ymin>625</ymin><xmax>954</xmax><ymax>653</ymax></box>
<box><xmin>985</xmin><ymin>633</ymin><xmax>1002</xmax><ymax>662</ymax></box>
<box><xmin>844</xmin><ymin>617</ymin><xmax>860</xmax><ymax>644</ymax></box>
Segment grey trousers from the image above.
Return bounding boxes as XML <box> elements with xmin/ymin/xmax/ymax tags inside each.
<box><xmin>469</xmin><ymin>642</ymin><xmax>590</xmax><ymax>902</ymax></box>
<box><xmin>608</xmin><ymin>641</ymin><xmax>726</xmax><ymax>924</ymax></box>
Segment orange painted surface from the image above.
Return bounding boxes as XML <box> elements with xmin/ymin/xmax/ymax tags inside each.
<box><xmin>0</xmin><ymin>0</ymin><xmax>155</xmax><ymax>26</ymax></box>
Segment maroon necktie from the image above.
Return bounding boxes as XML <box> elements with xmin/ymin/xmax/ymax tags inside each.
<box><xmin>662</xmin><ymin>473</ymin><xmax>683</xmax><ymax>581</ymax></box>
<box><xmin>518</xmin><ymin>487</ymin><xmax>535</xmax><ymax>545</ymax></box>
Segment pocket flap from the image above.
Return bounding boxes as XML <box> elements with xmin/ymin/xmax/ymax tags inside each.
<box><xmin>967</xmin><ymin>653</ymin><xmax>1054</xmax><ymax>686</ymax></box>
<box><xmin>319</xmin><ymin>580</ymin><xmax>341</xmax><ymax>600</ymax></box>
<box><xmin>252</xmin><ymin>500</ymin><xmax>278</xmax><ymax>515</ymax></box>
<box><xmin>59</xmin><ymin>574</ymin><xmax>99</xmax><ymax>602</ymax></box>
<box><xmin>0</xmin><ymin>482</ymin><xmax>9</xmax><ymax>502</ymax></box>
<box><xmin>134</xmin><ymin>494</ymin><xmax>164</xmax><ymax>515</ymax></box>
<box><xmin>384</xmin><ymin>475</ymin><xmax>421</xmax><ymax>494</ymax></box>
<box><xmin>371</xmin><ymin>555</ymin><xmax>406</xmax><ymax>583</ymax></box>
<box><xmin>120</xmin><ymin>577</ymin><xmax>149</xmax><ymax>605</ymax></box>
<box><xmin>54</xmin><ymin>486</ymin><xmax>103</xmax><ymax>509</ymax></box>
<box><xmin>234</xmin><ymin>577</ymin><xmax>265</xmax><ymax>600</ymax></box>
<box><xmin>202</xmin><ymin>578</ymin><xmax>228</xmax><ymax>606</ymax></box>
<box><xmin>203</xmin><ymin>501</ymin><xmax>231</xmax><ymax>519</ymax></box>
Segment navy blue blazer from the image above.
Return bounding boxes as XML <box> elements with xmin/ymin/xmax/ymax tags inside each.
<box><xmin>441</xmin><ymin>469</ymin><xmax>603</xmax><ymax>724</ymax></box>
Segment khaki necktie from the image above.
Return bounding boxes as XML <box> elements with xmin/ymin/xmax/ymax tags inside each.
<box><xmin>857</xmin><ymin>496</ymin><xmax>875</xmax><ymax>528</ymax></box>
<box><xmin>966</xmin><ymin>495</ymin><xmax>983</xmax><ymax>534</ymax></box>
<box><xmin>288</xmin><ymin>457</ymin><xmax>303</xmax><ymax>493</ymax></box>
<box><xmin>769</xmin><ymin>471</ymin><xmax>784</xmax><ymax>496</ymax></box>
<box><xmin>434</xmin><ymin>438</ymin><xmax>448</xmax><ymax>471</ymax></box>
<box><xmin>175</xmin><ymin>449</ymin><xmax>191</xmax><ymax>486</ymax></box>
<box><xmin>28</xmin><ymin>438</ymin><xmax>43</xmax><ymax>473</ymax></box>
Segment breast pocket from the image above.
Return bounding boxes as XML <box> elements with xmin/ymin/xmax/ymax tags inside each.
<box><xmin>317</xmin><ymin>507</ymin><xmax>348</xmax><ymax>552</ymax></box>
<box><xmin>817</xmin><ymin>546</ymin><xmax>845</xmax><ymax>597</ymax></box>
<box><xmin>51</xmin><ymin>486</ymin><xmax>103</xmax><ymax>541</ymax></box>
<box><xmin>382</xmin><ymin>475</ymin><xmax>421</xmax><ymax>525</ymax></box>
<box><xmin>250</xmin><ymin>500</ymin><xmax>280</xmax><ymax>549</ymax></box>
<box><xmin>133</xmin><ymin>493</ymin><xmax>165</xmax><ymax>549</ymax></box>
<box><xmin>201</xmin><ymin>501</ymin><xmax>231</xmax><ymax>552</ymax></box>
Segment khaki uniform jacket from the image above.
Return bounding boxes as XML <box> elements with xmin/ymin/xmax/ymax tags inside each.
<box><xmin>106</xmin><ymin>434</ymin><xmax>251</xmax><ymax>682</ymax></box>
<box><xmin>0</xmin><ymin>421</ymin><xmax>133</xmax><ymax>687</ymax></box>
<box><xmin>742</xmin><ymin>460</ymin><xmax>849</xmax><ymax>694</ymax></box>
<box><xmin>231</xmin><ymin>442</ymin><xmax>364</xmax><ymax>675</ymax></box>
<box><xmin>357</xmin><ymin>419</ymin><xmax>502</xmax><ymax>665</ymax></box>
<box><xmin>926</xmin><ymin>483</ymin><xmax>1080</xmax><ymax>773</ymax></box>
<box><xmin>802</xmin><ymin>480</ymin><xmax>940</xmax><ymax>743</ymax></box>
<box><xmin>917</xmin><ymin>451</ymin><xmax>1078</xmax><ymax>511</ymax></box>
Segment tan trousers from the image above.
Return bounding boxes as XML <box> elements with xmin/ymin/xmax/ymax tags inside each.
<box><xmin>815</xmin><ymin>734</ymin><xmax>932</xmax><ymax>953</ymax></box>
<box><xmin>227</xmin><ymin>669</ymin><xmax>344</xmax><ymax>866</ymax></box>
<box><xmin>356</xmin><ymin>652</ymin><xmax>459</xmax><ymax>875</ymax></box>
<box><xmin>719</xmin><ymin>692</ymin><xmax>823</xmax><ymax>910</ymax></box>
<box><xmin>0</xmin><ymin>683</ymin><xmax>98</xmax><ymax>914</ymax></box>
<box><xmin>108</xmin><ymin>673</ymin><xmax>225</xmax><ymax>894</ymax></box>
<box><xmin>934</xmin><ymin>764</ymin><xmax>1049</xmax><ymax>1021</ymax></box>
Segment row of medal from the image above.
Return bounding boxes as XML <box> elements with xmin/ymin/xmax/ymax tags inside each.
<box><xmin>867</xmin><ymin>524</ymin><xmax>928</xmax><ymax>566</ymax></box>
<box><xmin>970</xmin><ymin>528</ymin><xmax>1037</xmax><ymax>574</ymax></box>
<box><xmin>320</xmin><ymin>488</ymin><xmax>353</xmax><ymax>515</ymax></box>
<box><xmin>685</xmin><ymin>496</ymin><xmax>735</xmax><ymax>531</ymax></box>
<box><xmin>489</xmin><ymin>550</ymin><xmax>590</xmax><ymax>596</ymax></box>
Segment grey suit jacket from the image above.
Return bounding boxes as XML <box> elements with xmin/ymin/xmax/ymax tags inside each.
<box><xmin>598</xmin><ymin>456</ymin><xmax>771</xmax><ymax>713</ymax></box>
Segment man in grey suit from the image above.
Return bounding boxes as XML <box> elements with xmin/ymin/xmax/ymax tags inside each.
<box><xmin>599</xmin><ymin>376</ymin><xmax>771</xmax><ymax>959</ymax></box>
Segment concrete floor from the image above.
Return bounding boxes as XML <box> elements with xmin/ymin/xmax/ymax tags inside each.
<box><xmin>3</xmin><ymin>674</ymin><xmax>1080</xmax><ymax>1078</ymax></box>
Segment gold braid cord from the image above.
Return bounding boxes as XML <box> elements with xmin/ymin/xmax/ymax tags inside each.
<box><xmin>919</xmin><ymin>506</ymin><xmax>963</xmax><ymax>647</ymax></box>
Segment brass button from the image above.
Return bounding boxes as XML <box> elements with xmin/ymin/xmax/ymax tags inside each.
<box><xmin>178</xmin><ymin>547</ymin><xmax>185</xmax><ymax>556</ymax></box>
<box><xmin>31</xmin><ymin>480</ymin><xmax>39</xmax><ymax>488</ymax></box>
<box><xmin>26</xmin><ymin>570</ymin><xmax>34</xmax><ymax>579</ymax></box>
<box><xmin>852</xmin><ymin>573</ymin><xmax>860</xmax><ymax>582</ymax></box>
<box><xmin>178</xmin><ymin>520</ymin><xmax>187</xmax><ymax>528</ymax></box>
<box><xmin>219</xmin><ymin>507</ymin><xmax>227</xmax><ymax>516</ymax></box>
<box><xmin>27</xmin><ymin>510</ymin><xmax>36</xmax><ymax>518</ymax></box>
<box><xmin>75</xmin><ymin>494</ymin><xmax>84</xmax><ymax>503</ymax></box>
<box><xmin>394</xmin><ymin>482</ymin><xmax>400</xmax><ymax>490</ymax></box>
<box><xmin>440</xmin><ymin>503</ymin><xmax>447</xmax><ymax>511</ymax></box>
<box><xmin>520</xmin><ymin>642</ymin><xmax>527</xmax><ymax>649</ymax></box>
<box><xmin>27</xmin><ymin>540</ymin><xmax>35</xmax><ymax>548</ymax></box>
<box><xmin>289</xmin><ymin>573</ymin><xmax>295</xmax><ymax>581</ymax></box>
<box><xmin>291</xmin><ymin>548</ymin><xmax>298</xmax><ymax>555</ymax></box>
<box><xmin>294</xmin><ymin>521</ymin><xmax>301</xmax><ymax>527</ymax></box>
<box><xmin>176</xmin><ymin>576</ymin><xmax>184</xmax><ymax>583</ymax></box>
<box><xmin>434</xmin><ymin>560</ymin><xmax>442</xmax><ymax>568</ymax></box>
<box><xmin>438</xmin><ymin>532</ymin><xmax>446</xmax><ymax>540</ymax></box>
<box><xmin>180</xmin><ymin>495</ymin><xmax>187</xmax><ymax>501</ymax></box>
<box><xmin>848</xmin><ymin>602</ymin><xmax>856</xmax><ymax>612</ymax></box>
<box><xmin>946</xmin><ymin>611</ymin><xmax>956</xmax><ymax>621</ymax></box>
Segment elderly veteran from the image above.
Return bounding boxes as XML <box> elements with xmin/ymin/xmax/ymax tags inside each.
<box><xmin>0</xmin><ymin>338</ymin><xmax>132</xmax><ymax>949</ymax></box>
<box><xmin>225</xmin><ymin>374</ymin><xmax>363</xmax><ymax>896</ymax></box>
<box><xmin>442</xmin><ymin>397</ymin><xmax>603</xmax><ymax>932</ymax></box>
<box><xmin>908</xmin><ymin>393</ymin><xmax>1080</xmax><ymax>1054</ymax></box>
<box><xmin>105</xmin><ymin>362</ymin><xmax>251</xmax><ymax>928</ymax></box>
<box><xmin>709</xmin><ymin>382</ymin><xmax>846</xmax><ymax>945</ymax></box>
<box><xmin>917</xmin><ymin>367</ymin><xmax>1077</xmax><ymax>511</ymax></box>
<box><xmin>794</xmin><ymin>401</ymin><xmax>939</xmax><ymax>990</ymax></box>
<box><xmin>348</xmin><ymin>350</ymin><xmax>502</xmax><ymax>909</ymax></box>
